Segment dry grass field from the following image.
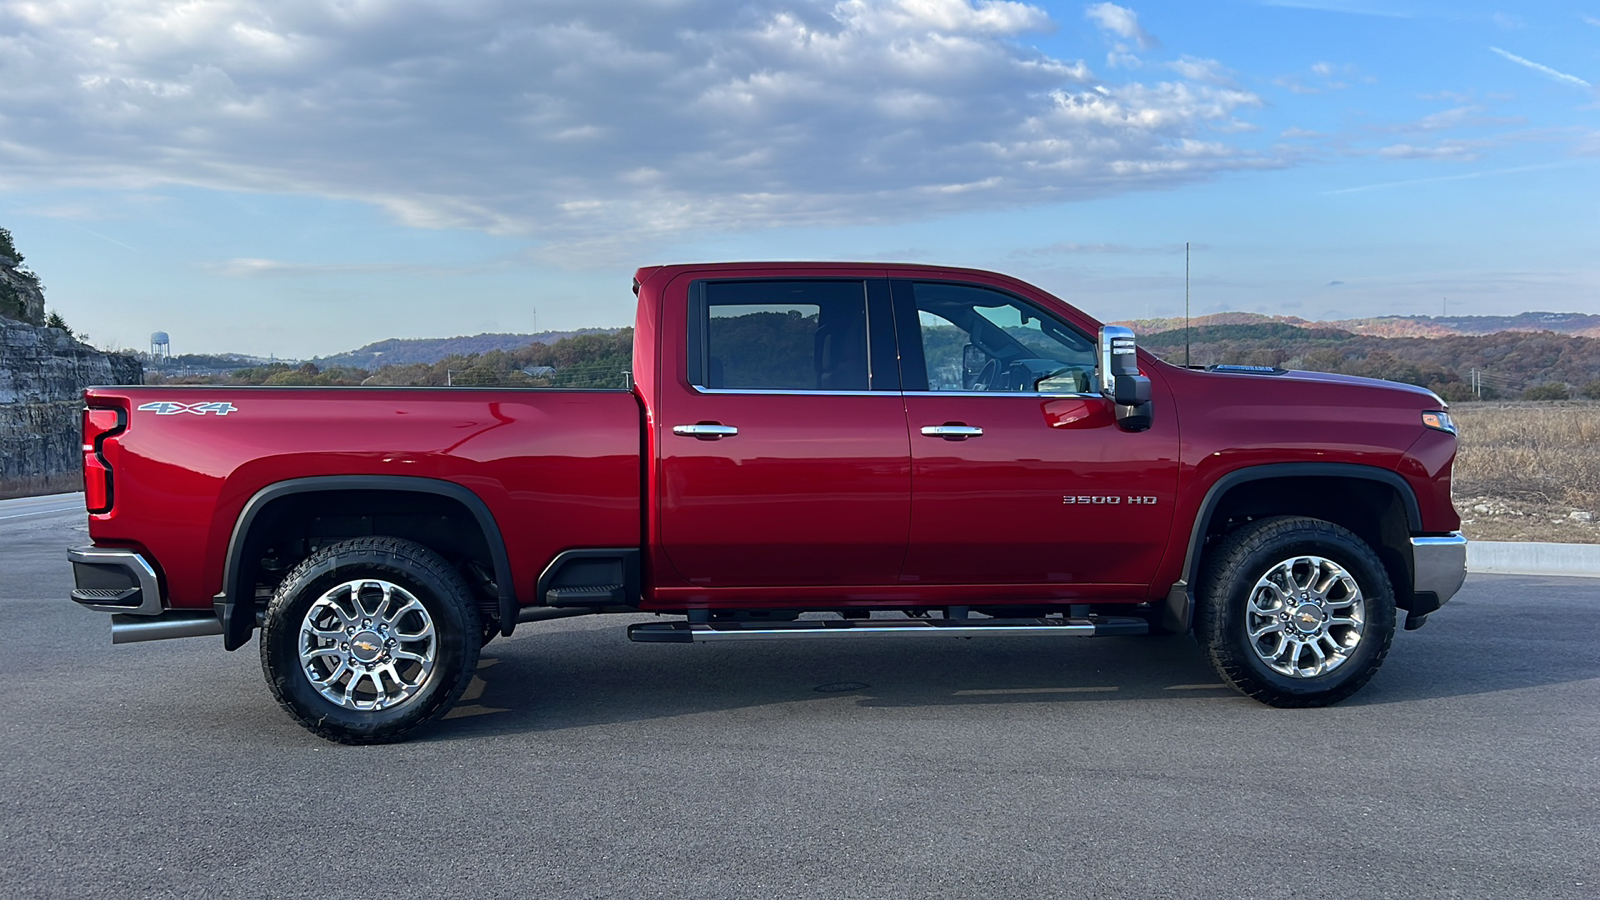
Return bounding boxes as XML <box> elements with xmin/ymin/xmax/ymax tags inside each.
<box><xmin>1451</xmin><ymin>402</ymin><xmax>1600</xmax><ymax>544</ymax></box>
<box><xmin>0</xmin><ymin>472</ymin><xmax>80</xmax><ymax>501</ymax></box>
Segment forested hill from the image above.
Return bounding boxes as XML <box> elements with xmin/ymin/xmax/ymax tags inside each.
<box><xmin>314</xmin><ymin>329</ymin><xmax>623</xmax><ymax>368</ymax></box>
<box><xmin>156</xmin><ymin>330</ymin><xmax>635</xmax><ymax>389</ymax></box>
<box><xmin>1116</xmin><ymin>311</ymin><xmax>1600</xmax><ymax>340</ymax></box>
<box><xmin>1140</xmin><ymin>322</ymin><xmax>1600</xmax><ymax>401</ymax></box>
<box><xmin>160</xmin><ymin>316</ymin><xmax>1600</xmax><ymax>402</ymax></box>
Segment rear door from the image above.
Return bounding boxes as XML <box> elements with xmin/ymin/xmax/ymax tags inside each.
<box><xmin>891</xmin><ymin>278</ymin><xmax>1179</xmax><ymax>591</ymax></box>
<box><xmin>654</xmin><ymin>272</ymin><xmax>911</xmax><ymax>588</ymax></box>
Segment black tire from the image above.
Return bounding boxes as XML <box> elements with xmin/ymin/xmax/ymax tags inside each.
<box><xmin>260</xmin><ymin>537</ymin><xmax>480</xmax><ymax>744</ymax></box>
<box><xmin>1195</xmin><ymin>516</ymin><xmax>1395</xmax><ymax>708</ymax></box>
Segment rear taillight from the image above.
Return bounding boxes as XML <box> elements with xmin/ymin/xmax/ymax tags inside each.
<box><xmin>83</xmin><ymin>406</ymin><xmax>124</xmax><ymax>514</ymax></box>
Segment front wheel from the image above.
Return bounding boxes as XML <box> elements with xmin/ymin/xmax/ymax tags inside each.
<box><xmin>1196</xmin><ymin>516</ymin><xmax>1396</xmax><ymax>708</ymax></box>
<box><xmin>260</xmin><ymin>537</ymin><xmax>480</xmax><ymax>743</ymax></box>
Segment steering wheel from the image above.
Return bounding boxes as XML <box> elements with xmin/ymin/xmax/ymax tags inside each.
<box><xmin>971</xmin><ymin>358</ymin><xmax>1001</xmax><ymax>391</ymax></box>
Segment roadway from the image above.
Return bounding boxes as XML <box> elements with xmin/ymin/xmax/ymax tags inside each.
<box><xmin>1</xmin><ymin>494</ymin><xmax>1596</xmax><ymax>898</ymax></box>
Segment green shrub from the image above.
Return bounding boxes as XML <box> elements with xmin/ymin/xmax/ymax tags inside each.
<box><xmin>1523</xmin><ymin>383</ymin><xmax>1570</xmax><ymax>401</ymax></box>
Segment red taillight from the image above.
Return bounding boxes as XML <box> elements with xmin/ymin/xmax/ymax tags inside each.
<box><xmin>83</xmin><ymin>406</ymin><xmax>123</xmax><ymax>514</ymax></box>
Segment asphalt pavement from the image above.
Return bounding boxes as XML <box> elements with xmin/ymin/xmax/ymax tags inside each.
<box><xmin>2</xmin><ymin>495</ymin><xmax>1597</xmax><ymax>899</ymax></box>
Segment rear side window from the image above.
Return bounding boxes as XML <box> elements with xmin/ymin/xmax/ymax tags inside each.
<box><xmin>690</xmin><ymin>280</ymin><xmax>870</xmax><ymax>391</ymax></box>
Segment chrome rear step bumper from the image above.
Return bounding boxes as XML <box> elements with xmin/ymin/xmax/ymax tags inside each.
<box><xmin>629</xmin><ymin>616</ymin><xmax>1150</xmax><ymax>643</ymax></box>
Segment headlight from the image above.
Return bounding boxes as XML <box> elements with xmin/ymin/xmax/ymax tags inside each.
<box><xmin>1422</xmin><ymin>410</ymin><xmax>1456</xmax><ymax>434</ymax></box>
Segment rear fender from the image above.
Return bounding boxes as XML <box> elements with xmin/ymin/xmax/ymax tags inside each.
<box><xmin>215</xmin><ymin>475</ymin><xmax>515</xmax><ymax>650</ymax></box>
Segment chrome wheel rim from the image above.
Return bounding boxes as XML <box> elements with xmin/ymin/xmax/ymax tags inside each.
<box><xmin>1245</xmin><ymin>555</ymin><xmax>1366</xmax><ymax>678</ymax></box>
<box><xmin>298</xmin><ymin>579</ymin><xmax>437</xmax><ymax>711</ymax></box>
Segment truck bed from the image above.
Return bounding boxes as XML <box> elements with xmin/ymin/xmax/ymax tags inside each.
<box><xmin>84</xmin><ymin>386</ymin><xmax>644</xmax><ymax>611</ymax></box>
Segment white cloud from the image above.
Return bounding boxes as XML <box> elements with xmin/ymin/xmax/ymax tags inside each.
<box><xmin>207</xmin><ymin>257</ymin><xmax>478</xmax><ymax>278</ymax></box>
<box><xmin>1085</xmin><ymin>2</ymin><xmax>1157</xmax><ymax>49</ymax></box>
<box><xmin>1323</xmin><ymin>159</ymin><xmax>1591</xmax><ymax>194</ymax></box>
<box><xmin>1372</xmin><ymin>101</ymin><xmax>1523</xmax><ymax>137</ymax></box>
<box><xmin>1275</xmin><ymin>61</ymin><xmax>1358</xmax><ymax>94</ymax></box>
<box><xmin>1012</xmin><ymin>240</ymin><xmax>1190</xmax><ymax>257</ymax></box>
<box><xmin>1489</xmin><ymin>46</ymin><xmax>1592</xmax><ymax>88</ymax></box>
<box><xmin>1411</xmin><ymin>105</ymin><xmax>1481</xmax><ymax>131</ymax></box>
<box><xmin>1168</xmin><ymin>56</ymin><xmax>1230</xmax><ymax>84</ymax></box>
<box><xmin>0</xmin><ymin>0</ymin><xmax>1270</xmax><ymax>257</ymax></box>
<box><xmin>1257</xmin><ymin>1</ymin><xmax>1411</xmax><ymax>17</ymax></box>
<box><xmin>1377</xmin><ymin>142</ymin><xmax>1475</xmax><ymax>160</ymax></box>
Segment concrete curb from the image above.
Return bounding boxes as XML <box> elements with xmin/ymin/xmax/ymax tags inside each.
<box><xmin>1467</xmin><ymin>541</ymin><xmax>1600</xmax><ymax>578</ymax></box>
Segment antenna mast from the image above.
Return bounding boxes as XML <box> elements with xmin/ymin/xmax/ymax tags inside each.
<box><xmin>1185</xmin><ymin>242</ymin><xmax>1191</xmax><ymax>368</ymax></box>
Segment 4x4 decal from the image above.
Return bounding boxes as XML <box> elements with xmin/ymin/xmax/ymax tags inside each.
<box><xmin>137</xmin><ymin>401</ymin><xmax>238</xmax><ymax>416</ymax></box>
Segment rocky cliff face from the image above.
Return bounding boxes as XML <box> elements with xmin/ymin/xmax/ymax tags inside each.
<box><xmin>0</xmin><ymin>260</ymin><xmax>47</xmax><ymax>326</ymax></box>
<box><xmin>0</xmin><ymin>266</ymin><xmax>143</xmax><ymax>481</ymax></box>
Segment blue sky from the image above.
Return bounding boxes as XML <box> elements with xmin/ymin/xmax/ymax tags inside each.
<box><xmin>1</xmin><ymin>0</ymin><xmax>1596</xmax><ymax>359</ymax></box>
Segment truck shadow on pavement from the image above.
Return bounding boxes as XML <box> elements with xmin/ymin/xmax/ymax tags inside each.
<box><xmin>431</xmin><ymin>577</ymin><xmax>1598</xmax><ymax>741</ymax></box>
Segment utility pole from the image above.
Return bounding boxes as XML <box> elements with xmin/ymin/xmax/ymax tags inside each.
<box><xmin>1185</xmin><ymin>242</ymin><xmax>1191</xmax><ymax>368</ymax></box>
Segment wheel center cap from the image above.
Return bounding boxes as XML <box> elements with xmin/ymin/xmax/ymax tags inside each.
<box><xmin>350</xmin><ymin>630</ymin><xmax>385</xmax><ymax>663</ymax></box>
<box><xmin>1291</xmin><ymin>604</ymin><xmax>1325</xmax><ymax>634</ymax></box>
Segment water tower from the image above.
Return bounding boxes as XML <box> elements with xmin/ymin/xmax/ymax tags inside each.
<box><xmin>150</xmin><ymin>332</ymin><xmax>171</xmax><ymax>365</ymax></box>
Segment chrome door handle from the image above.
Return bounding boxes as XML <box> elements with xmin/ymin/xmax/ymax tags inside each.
<box><xmin>672</xmin><ymin>424</ymin><xmax>739</xmax><ymax>439</ymax></box>
<box><xmin>920</xmin><ymin>425</ymin><xmax>983</xmax><ymax>439</ymax></box>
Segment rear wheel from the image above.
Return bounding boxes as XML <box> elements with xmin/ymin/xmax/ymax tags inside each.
<box><xmin>1196</xmin><ymin>516</ymin><xmax>1395</xmax><ymax>707</ymax></box>
<box><xmin>260</xmin><ymin>537</ymin><xmax>480</xmax><ymax>743</ymax></box>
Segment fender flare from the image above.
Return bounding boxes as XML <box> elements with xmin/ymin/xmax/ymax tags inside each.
<box><xmin>214</xmin><ymin>475</ymin><xmax>517</xmax><ymax>650</ymax></box>
<box><xmin>1161</xmin><ymin>462</ymin><xmax>1422</xmax><ymax>633</ymax></box>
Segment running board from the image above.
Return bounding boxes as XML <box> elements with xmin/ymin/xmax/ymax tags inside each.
<box><xmin>628</xmin><ymin>616</ymin><xmax>1149</xmax><ymax>643</ymax></box>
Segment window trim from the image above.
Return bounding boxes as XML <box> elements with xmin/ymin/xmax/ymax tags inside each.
<box><xmin>692</xmin><ymin>387</ymin><xmax>887</xmax><ymax>397</ymax></box>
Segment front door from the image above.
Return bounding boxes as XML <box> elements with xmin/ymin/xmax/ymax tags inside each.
<box><xmin>655</xmin><ymin>273</ymin><xmax>911</xmax><ymax>588</ymax></box>
<box><xmin>892</xmin><ymin>279</ymin><xmax>1179</xmax><ymax>591</ymax></box>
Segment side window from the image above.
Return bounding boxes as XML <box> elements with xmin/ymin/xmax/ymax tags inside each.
<box><xmin>693</xmin><ymin>280</ymin><xmax>870</xmax><ymax>391</ymax></box>
<box><xmin>909</xmin><ymin>282</ymin><xmax>1097</xmax><ymax>394</ymax></box>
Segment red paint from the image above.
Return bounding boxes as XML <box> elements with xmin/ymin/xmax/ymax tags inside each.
<box><xmin>1041</xmin><ymin>397</ymin><xmax>1113</xmax><ymax>430</ymax></box>
<box><xmin>82</xmin><ymin>261</ymin><xmax>1462</xmax><ymax>622</ymax></box>
<box><xmin>85</xmin><ymin>389</ymin><xmax>641</xmax><ymax>609</ymax></box>
<box><xmin>900</xmin><ymin>392</ymin><xmax>1178</xmax><ymax>588</ymax></box>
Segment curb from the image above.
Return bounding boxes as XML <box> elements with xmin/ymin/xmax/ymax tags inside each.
<box><xmin>1467</xmin><ymin>541</ymin><xmax>1600</xmax><ymax>579</ymax></box>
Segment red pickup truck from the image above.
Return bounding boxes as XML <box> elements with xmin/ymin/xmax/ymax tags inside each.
<box><xmin>70</xmin><ymin>262</ymin><xmax>1466</xmax><ymax>742</ymax></box>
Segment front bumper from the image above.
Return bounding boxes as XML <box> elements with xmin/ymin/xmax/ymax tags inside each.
<box><xmin>1406</xmin><ymin>532</ymin><xmax>1467</xmax><ymax>629</ymax></box>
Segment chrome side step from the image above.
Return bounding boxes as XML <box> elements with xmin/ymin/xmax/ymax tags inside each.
<box><xmin>628</xmin><ymin>616</ymin><xmax>1149</xmax><ymax>644</ymax></box>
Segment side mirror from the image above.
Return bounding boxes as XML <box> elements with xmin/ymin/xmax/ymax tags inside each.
<box><xmin>961</xmin><ymin>344</ymin><xmax>989</xmax><ymax>390</ymax></box>
<box><xmin>1098</xmin><ymin>325</ymin><xmax>1153</xmax><ymax>432</ymax></box>
<box><xmin>962</xmin><ymin>344</ymin><xmax>987</xmax><ymax>375</ymax></box>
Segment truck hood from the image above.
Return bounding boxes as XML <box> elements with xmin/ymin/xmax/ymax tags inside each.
<box><xmin>1185</xmin><ymin>364</ymin><xmax>1445</xmax><ymax>405</ymax></box>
